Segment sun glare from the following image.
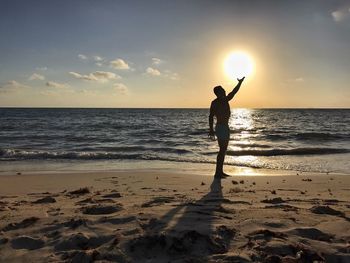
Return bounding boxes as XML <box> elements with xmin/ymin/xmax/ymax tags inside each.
<box><xmin>223</xmin><ymin>51</ymin><xmax>254</xmax><ymax>80</ymax></box>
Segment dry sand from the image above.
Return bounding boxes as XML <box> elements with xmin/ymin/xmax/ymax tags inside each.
<box><xmin>0</xmin><ymin>169</ymin><xmax>349</xmax><ymax>262</ymax></box>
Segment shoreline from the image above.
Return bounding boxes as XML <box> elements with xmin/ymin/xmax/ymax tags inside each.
<box><xmin>1</xmin><ymin>159</ymin><xmax>349</xmax><ymax>178</ymax></box>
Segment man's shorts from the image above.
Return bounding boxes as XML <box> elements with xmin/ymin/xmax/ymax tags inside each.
<box><xmin>215</xmin><ymin>124</ymin><xmax>230</xmax><ymax>141</ymax></box>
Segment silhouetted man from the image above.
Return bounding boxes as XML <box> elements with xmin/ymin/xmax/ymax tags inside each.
<box><xmin>209</xmin><ymin>77</ymin><xmax>245</xmax><ymax>178</ymax></box>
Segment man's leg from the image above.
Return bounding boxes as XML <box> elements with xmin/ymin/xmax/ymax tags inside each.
<box><xmin>215</xmin><ymin>139</ymin><xmax>229</xmax><ymax>176</ymax></box>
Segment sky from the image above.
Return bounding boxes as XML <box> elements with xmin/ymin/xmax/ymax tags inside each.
<box><xmin>0</xmin><ymin>0</ymin><xmax>349</xmax><ymax>108</ymax></box>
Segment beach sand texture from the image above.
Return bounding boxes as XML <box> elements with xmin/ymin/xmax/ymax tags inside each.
<box><xmin>0</xmin><ymin>171</ymin><xmax>349</xmax><ymax>262</ymax></box>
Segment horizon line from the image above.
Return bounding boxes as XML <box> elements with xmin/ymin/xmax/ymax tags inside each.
<box><xmin>0</xmin><ymin>107</ymin><xmax>349</xmax><ymax>110</ymax></box>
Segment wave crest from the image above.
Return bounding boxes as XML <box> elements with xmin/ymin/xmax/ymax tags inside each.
<box><xmin>226</xmin><ymin>147</ymin><xmax>350</xmax><ymax>156</ymax></box>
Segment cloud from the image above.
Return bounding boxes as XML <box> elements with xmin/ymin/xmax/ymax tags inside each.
<box><xmin>78</xmin><ymin>54</ymin><xmax>88</xmax><ymax>60</ymax></box>
<box><xmin>77</xmin><ymin>54</ymin><xmax>106</xmax><ymax>65</ymax></box>
<box><xmin>285</xmin><ymin>77</ymin><xmax>304</xmax><ymax>83</ymax></box>
<box><xmin>92</xmin><ymin>71</ymin><xmax>119</xmax><ymax>81</ymax></box>
<box><xmin>69</xmin><ymin>72</ymin><xmax>91</xmax><ymax>80</ymax></box>
<box><xmin>0</xmin><ymin>80</ymin><xmax>29</xmax><ymax>92</ymax></box>
<box><xmin>332</xmin><ymin>10</ymin><xmax>345</xmax><ymax>22</ymax></box>
<box><xmin>69</xmin><ymin>71</ymin><xmax>120</xmax><ymax>82</ymax></box>
<box><xmin>164</xmin><ymin>70</ymin><xmax>179</xmax><ymax>80</ymax></box>
<box><xmin>144</xmin><ymin>67</ymin><xmax>179</xmax><ymax>79</ymax></box>
<box><xmin>46</xmin><ymin>81</ymin><xmax>70</xmax><ymax>89</ymax></box>
<box><xmin>146</xmin><ymin>67</ymin><xmax>161</xmax><ymax>76</ymax></box>
<box><xmin>29</xmin><ymin>73</ymin><xmax>45</xmax><ymax>81</ymax></box>
<box><xmin>36</xmin><ymin>67</ymin><xmax>47</xmax><ymax>71</ymax></box>
<box><xmin>170</xmin><ymin>73</ymin><xmax>179</xmax><ymax>80</ymax></box>
<box><xmin>40</xmin><ymin>90</ymin><xmax>58</xmax><ymax>96</ymax></box>
<box><xmin>331</xmin><ymin>7</ymin><xmax>350</xmax><ymax>22</ymax></box>
<box><xmin>281</xmin><ymin>77</ymin><xmax>305</xmax><ymax>87</ymax></box>
<box><xmin>93</xmin><ymin>56</ymin><xmax>103</xmax><ymax>62</ymax></box>
<box><xmin>110</xmin><ymin>58</ymin><xmax>130</xmax><ymax>70</ymax></box>
<box><xmin>152</xmin><ymin>58</ymin><xmax>162</xmax><ymax>65</ymax></box>
<box><xmin>114</xmin><ymin>83</ymin><xmax>128</xmax><ymax>95</ymax></box>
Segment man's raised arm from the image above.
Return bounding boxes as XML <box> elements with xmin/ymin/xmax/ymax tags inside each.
<box><xmin>226</xmin><ymin>77</ymin><xmax>245</xmax><ymax>101</ymax></box>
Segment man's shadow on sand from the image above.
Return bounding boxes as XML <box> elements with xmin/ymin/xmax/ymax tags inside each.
<box><xmin>129</xmin><ymin>177</ymin><xmax>238</xmax><ymax>261</ymax></box>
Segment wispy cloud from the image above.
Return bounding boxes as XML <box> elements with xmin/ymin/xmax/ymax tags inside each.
<box><xmin>69</xmin><ymin>72</ymin><xmax>92</xmax><ymax>81</ymax></box>
<box><xmin>35</xmin><ymin>67</ymin><xmax>47</xmax><ymax>71</ymax></box>
<box><xmin>78</xmin><ymin>54</ymin><xmax>88</xmax><ymax>60</ymax></box>
<box><xmin>77</xmin><ymin>54</ymin><xmax>105</xmax><ymax>66</ymax></box>
<box><xmin>164</xmin><ymin>70</ymin><xmax>179</xmax><ymax>80</ymax></box>
<box><xmin>331</xmin><ymin>6</ymin><xmax>350</xmax><ymax>22</ymax></box>
<box><xmin>110</xmin><ymin>58</ymin><xmax>130</xmax><ymax>70</ymax></box>
<box><xmin>146</xmin><ymin>67</ymin><xmax>161</xmax><ymax>76</ymax></box>
<box><xmin>46</xmin><ymin>81</ymin><xmax>70</xmax><ymax>89</ymax></box>
<box><xmin>152</xmin><ymin>58</ymin><xmax>162</xmax><ymax>65</ymax></box>
<box><xmin>114</xmin><ymin>83</ymin><xmax>128</xmax><ymax>95</ymax></box>
<box><xmin>285</xmin><ymin>77</ymin><xmax>305</xmax><ymax>83</ymax></box>
<box><xmin>280</xmin><ymin>77</ymin><xmax>305</xmax><ymax>87</ymax></box>
<box><xmin>69</xmin><ymin>71</ymin><xmax>120</xmax><ymax>82</ymax></box>
<box><xmin>145</xmin><ymin>67</ymin><xmax>179</xmax><ymax>80</ymax></box>
<box><xmin>0</xmin><ymin>80</ymin><xmax>29</xmax><ymax>92</ymax></box>
<box><xmin>93</xmin><ymin>56</ymin><xmax>103</xmax><ymax>62</ymax></box>
<box><xmin>40</xmin><ymin>90</ymin><xmax>59</xmax><ymax>96</ymax></box>
<box><xmin>29</xmin><ymin>73</ymin><xmax>45</xmax><ymax>81</ymax></box>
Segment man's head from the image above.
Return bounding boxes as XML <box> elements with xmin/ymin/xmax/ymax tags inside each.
<box><xmin>213</xmin><ymin>85</ymin><xmax>226</xmax><ymax>98</ymax></box>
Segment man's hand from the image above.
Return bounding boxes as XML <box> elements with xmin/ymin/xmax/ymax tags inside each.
<box><xmin>208</xmin><ymin>130</ymin><xmax>216</xmax><ymax>140</ymax></box>
<box><xmin>227</xmin><ymin>77</ymin><xmax>245</xmax><ymax>101</ymax></box>
<box><xmin>237</xmin><ymin>77</ymin><xmax>245</xmax><ymax>82</ymax></box>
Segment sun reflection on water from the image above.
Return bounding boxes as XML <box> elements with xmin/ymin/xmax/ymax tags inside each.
<box><xmin>227</xmin><ymin>108</ymin><xmax>262</xmax><ymax>171</ymax></box>
<box><xmin>229</xmin><ymin>108</ymin><xmax>255</xmax><ymax>148</ymax></box>
<box><xmin>229</xmin><ymin>108</ymin><xmax>254</xmax><ymax>131</ymax></box>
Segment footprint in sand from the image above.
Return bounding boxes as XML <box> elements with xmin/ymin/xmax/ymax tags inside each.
<box><xmin>141</xmin><ymin>196</ymin><xmax>175</xmax><ymax>208</ymax></box>
<box><xmin>102</xmin><ymin>192</ymin><xmax>122</xmax><ymax>198</ymax></box>
<box><xmin>310</xmin><ymin>205</ymin><xmax>344</xmax><ymax>217</ymax></box>
<box><xmin>287</xmin><ymin>227</ymin><xmax>334</xmax><ymax>242</ymax></box>
<box><xmin>11</xmin><ymin>236</ymin><xmax>44</xmax><ymax>250</ymax></box>
<box><xmin>81</xmin><ymin>204</ymin><xmax>123</xmax><ymax>215</ymax></box>
<box><xmin>2</xmin><ymin>217</ymin><xmax>39</xmax><ymax>232</ymax></box>
<box><xmin>68</xmin><ymin>187</ymin><xmax>91</xmax><ymax>196</ymax></box>
<box><xmin>261</xmin><ymin>197</ymin><xmax>284</xmax><ymax>204</ymax></box>
<box><xmin>54</xmin><ymin>232</ymin><xmax>114</xmax><ymax>251</ymax></box>
<box><xmin>32</xmin><ymin>196</ymin><xmax>56</xmax><ymax>204</ymax></box>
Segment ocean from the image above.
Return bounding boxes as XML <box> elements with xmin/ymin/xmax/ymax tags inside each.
<box><xmin>0</xmin><ymin>108</ymin><xmax>349</xmax><ymax>174</ymax></box>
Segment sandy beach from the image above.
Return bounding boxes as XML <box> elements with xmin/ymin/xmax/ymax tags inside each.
<box><xmin>0</xmin><ymin>169</ymin><xmax>349</xmax><ymax>262</ymax></box>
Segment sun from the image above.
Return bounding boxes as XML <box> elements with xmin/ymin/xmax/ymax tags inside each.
<box><xmin>223</xmin><ymin>51</ymin><xmax>254</xmax><ymax>80</ymax></box>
